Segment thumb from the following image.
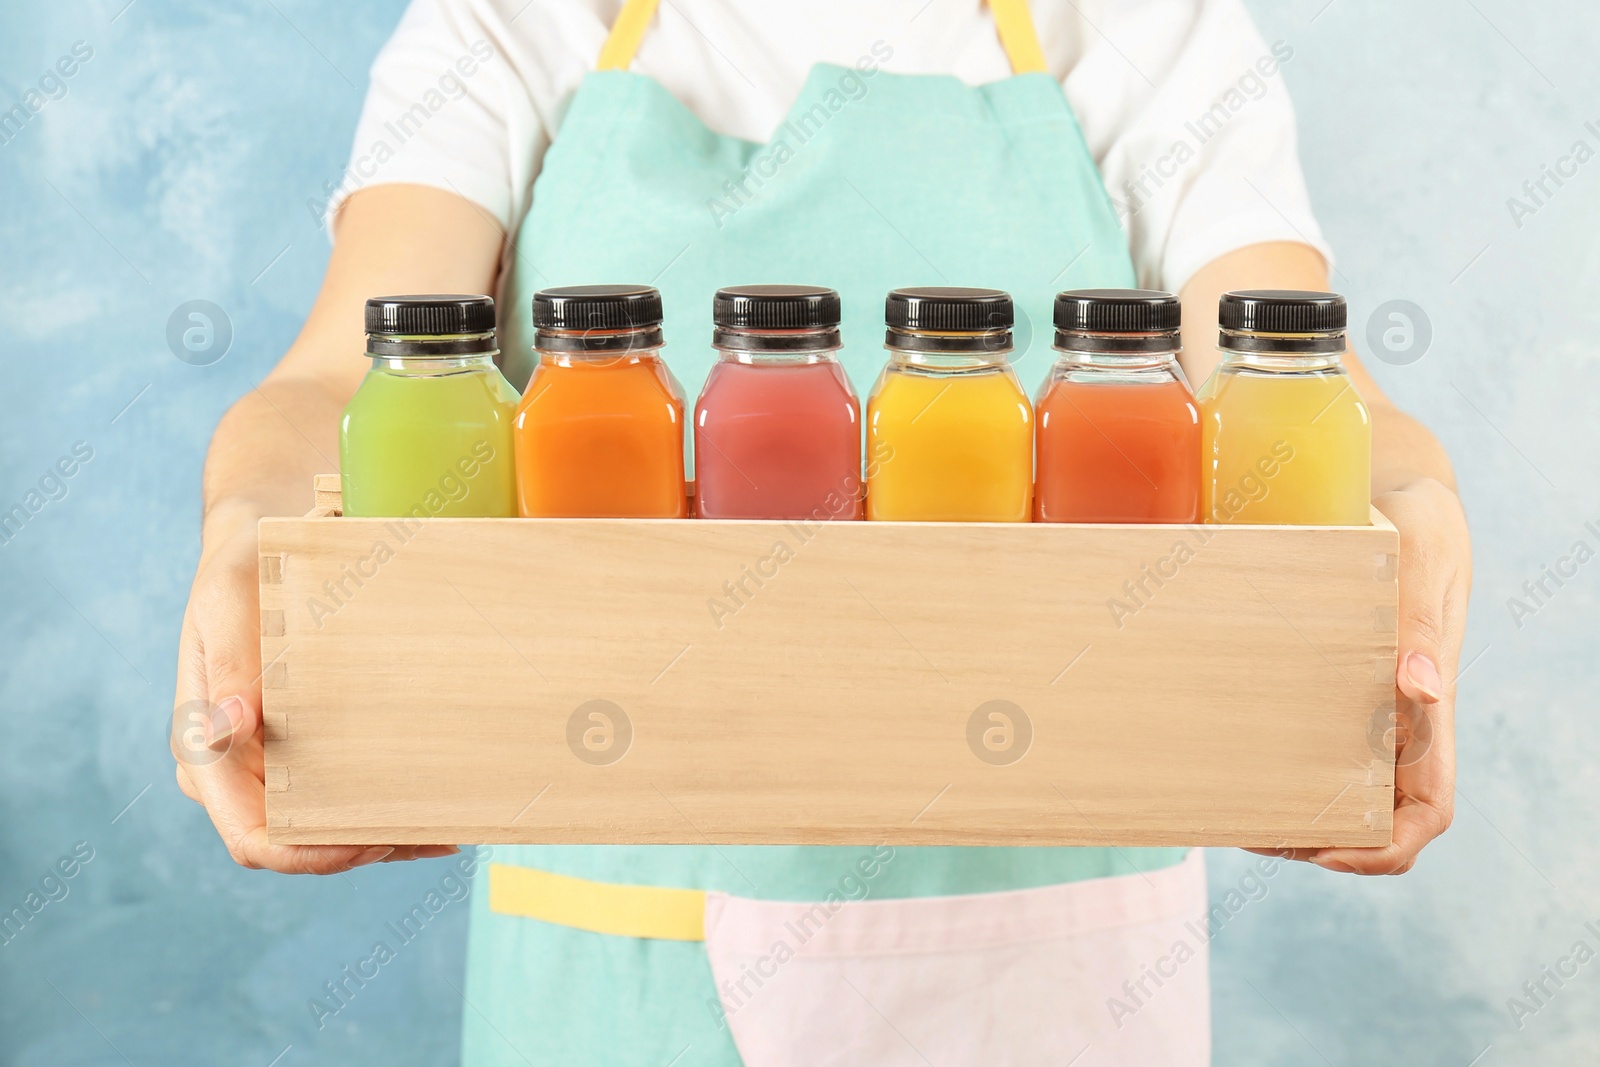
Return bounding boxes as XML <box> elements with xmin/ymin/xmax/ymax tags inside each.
<box><xmin>177</xmin><ymin>576</ymin><xmax>265</xmax><ymax>767</ymax></box>
<box><xmin>1376</xmin><ymin>484</ymin><xmax>1458</xmax><ymax>705</ymax></box>
<box><xmin>173</xmin><ymin>639</ymin><xmax>262</xmax><ymax>769</ymax></box>
<box><xmin>205</xmin><ymin>692</ymin><xmax>260</xmax><ymax>753</ymax></box>
<box><xmin>173</xmin><ymin>608</ymin><xmax>259</xmax><ymax>770</ymax></box>
<box><xmin>200</xmin><ymin>627</ymin><xmax>265</xmax><ymax>757</ymax></box>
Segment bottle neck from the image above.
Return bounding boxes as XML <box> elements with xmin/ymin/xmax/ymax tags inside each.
<box><xmin>535</xmin><ymin>325</ymin><xmax>664</xmax><ymax>354</ymax></box>
<box><xmin>1218</xmin><ymin>348</ymin><xmax>1347</xmax><ymax>372</ymax></box>
<box><xmin>886</xmin><ymin>329</ymin><xmax>1013</xmax><ymax>372</ymax></box>
<box><xmin>1053</xmin><ymin>348</ymin><xmax>1179</xmax><ymax>371</ymax></box>
<box><xmin>368</xmin><ymin>353</ymin><xmax>498</xmax><ymax>374</ymax></box>
<box><xmin>365</xmin><ymin>333</ymin><xmax>498</xmax><ymax>374</ymax></box>
<box><xmin>365</xmin><ymin>330</ymin><xmax>497</xmax><ymax>369</ymax></box>
<box><xmin>888</xmin><ymin>349</ymin><xmax>1013</xmax><ymax>372</ymax></box>
<box><xmin>718</xmin><ymin>350</ymin><xmax>839</xmax><ymax>366</ymax></box>
<box><xmin>1218</xmin><ymin>328</ymin><xmax>1347</xmax><ymax>371</ymax></box>
<box><xmin>537</xmin><ymin>345</ymin><xmax>663</xmax><ymax>367</ymax></box>
<box><xmin>533</xmin><ymin>324</ymin><xmax>665</xmax><ymax>366</ymax></box>
<box><xmin>713</xmin><ymin>325</ymin><xmax>841</xmax><ymax>364</ymax></box>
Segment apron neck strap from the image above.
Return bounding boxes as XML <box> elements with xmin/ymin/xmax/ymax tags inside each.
<box><xmin>596</xmin><ymin>0</ymin><xmax>1049</xmax><ymax>76</ymax></box>
<box><xmin>988</xmin><ymin>0</ymin><xmax>1048</xmax><ymax>74</ymax></box>
<box><xmin>596</xmin><ymin>0</ymin><xmax>661</xmax><ymax>71</ymax></box>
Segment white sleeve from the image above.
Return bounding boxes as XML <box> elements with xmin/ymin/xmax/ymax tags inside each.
<box><xmin>325</xmin><ymin>0</ymin><xmax>523</xmax><ymax>233</ymax></box>
<box><xmin>1051</xmin><ymin>0</ymin><xmax>1333</xmax><ymax>292</ymax></box>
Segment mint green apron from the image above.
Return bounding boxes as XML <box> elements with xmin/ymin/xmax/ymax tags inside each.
<box><xmin>466</xmin><ymin>6</ymin><xmax>1188</xmax><ymax>1064</ymax></box>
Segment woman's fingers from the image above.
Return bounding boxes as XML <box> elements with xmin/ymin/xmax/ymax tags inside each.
<box><xmin>171</xmin><ymin>538</ymin><xmax>362</xmax><ymax>874</ymax></box>
<box><xmin>191</xmin><ymin>745</ymin><xmax>394</xmax><ymax>874</ymax></box>
<box><xmin>1377</xmin><ymin>479</ymin><xmax>1470</xmax><ymax>707</ymax></box>
<box><xmin>173</xmin><ymin>525</ymin><xmax>466</xmax><ymax>874</ymax></box>
<box><xmin>1315</xmin><ymin>691</ymin><xmax>1457</xmax><ymax>875</ymax></box>
<box><xmin>1243</xmin><ymin>846</ymin><xmax>1319</xmax><ymax>862</ymax></box>
<box><xmin>1312</xmin><ymin>790</ymin><xmax>1452</xmax><ymax>875</ymax></box>
<box><xmin>182</xmin><ymin>676</ymin><xmax>386</xmax><ymax>872</ymax></box>
<box><xmin>1305</xmin><ymin>479</ymin><xmax>1468</xmax><ymax>875</ymax></box>
<box><xmin>188</xmin><ymin>732</ymin><xmax>452</xmax><ymax>872</ymax></box>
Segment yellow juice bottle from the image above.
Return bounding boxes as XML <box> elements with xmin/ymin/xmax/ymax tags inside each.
<box><xmin>866</xmin><ymin>287</ymin><xmax>1032</xmax><ymax>521</ymax></box>
<box><xmin>1196</xmin><ymin>290</ymin><xmax>1371</xmax><ymax>525</ymax></box>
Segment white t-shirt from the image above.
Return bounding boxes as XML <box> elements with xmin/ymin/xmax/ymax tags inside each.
<box><xmin>330</xmin><ymin>0</ymin><xmax>1330</xmax><ymax>292</ymax></box>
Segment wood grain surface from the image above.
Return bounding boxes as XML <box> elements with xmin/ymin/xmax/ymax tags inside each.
<box><xmin>260</xmin><ymin>485</ymin><xmax>1398</xmax><ymax>847</ymax></box>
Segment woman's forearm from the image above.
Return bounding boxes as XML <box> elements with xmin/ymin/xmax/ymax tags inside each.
<box><xmin>200</xmin><ymin>376</ymin><xmax>350</xmax><ymax>544</ymax></box>
<box><xmin>1368</xmin><ymin>401</ymin><xmax>1455</xmax><ymax>497</ymax></box>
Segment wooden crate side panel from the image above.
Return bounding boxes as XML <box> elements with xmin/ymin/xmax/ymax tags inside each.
<box><xmin>261</xmin><ymin>517</ymin><xmax>1397</xmax><ymax>846</ymax></box>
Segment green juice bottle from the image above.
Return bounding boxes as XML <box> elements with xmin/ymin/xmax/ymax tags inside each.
<box><xmin>340</xmin><ymin>295</ymin><xmax>520</xmax><ymax>517</ymax></box>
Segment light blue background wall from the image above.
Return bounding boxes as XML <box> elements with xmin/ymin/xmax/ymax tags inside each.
<box><xmin>0</xmin><ymin>1</ymin><xmax>1595</xmax><ymax>1064</ymax></box>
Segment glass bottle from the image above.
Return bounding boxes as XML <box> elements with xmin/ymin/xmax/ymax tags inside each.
<box><xmin>694</xmin><ymin>285</ymin><xmax>862</xmax><ymax>520</ymax></box>
<box><xmin>340</xmin><ymin>294</ymin><xmax>519</xmax><ymax>518</ymax></box>
<box><xmin>1035</xmin><ymin>289</ymin><xmax>1199</xmax><ymax>523</ymax></box>
<box><xmin>1196</xmin><ymin>290</ymin><xmax>1371</xmax><ymax>525</ymax></box>
<box><xmin>514</xmin><ymin>285</ymin><xmax>688</xmax><ymax>518</ymax></box>
<box><xmin>866</xmin><ymin>287</ymin><xmax>1032</xmax><ymax>522</ymax></box>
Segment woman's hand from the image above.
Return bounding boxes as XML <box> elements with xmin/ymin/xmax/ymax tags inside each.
<box><xmin>1318</xmin><ymin>477</ymin><xmax>1470</xmax><ymax>874</ymax></box>
<box><xmin>172</xmin><ymin>506</ymin><xmax>459</xmax><ymax>874</ymax></box>
<box><xmin>1257</xmin><ymin>477</ymin><xmax>1471</xmax><ymax>875</ymax></box>
<box><xmin>1183</xmin><ymin>243</ymin><xmax>1470</xmax><ymax>875</ymax></box>
<box><xmin>170</xmin><ymin>186</ymin><xmax>502</xmax><ymax>874</ymax></box>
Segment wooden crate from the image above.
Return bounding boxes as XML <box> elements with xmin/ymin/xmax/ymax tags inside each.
<box><xmin>259</xmin><ymin>475</ymin><xmax>1398</xmax><ymax>848</ymax></box>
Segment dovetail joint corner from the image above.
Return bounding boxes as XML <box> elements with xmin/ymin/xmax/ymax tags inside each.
<box><xmin>262</xmin><ymin>662</ymin><xmax>288</xmax><ymax>689</ymax></box>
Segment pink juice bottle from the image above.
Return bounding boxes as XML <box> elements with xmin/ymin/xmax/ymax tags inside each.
<box><xmin>694</xmin><ymin>286</ymin><xmax>863</xmax><ymax>520</ymax></box>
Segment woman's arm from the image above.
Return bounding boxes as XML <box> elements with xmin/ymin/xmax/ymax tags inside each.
<box><xmin>1181</xmin><ymin>241</ymin><xmax>1472</xmax><ymax>875</ymax></box>
<box><xmin>172</xmin><ymin>184</ymin><xmax>504</xmax><ymax>874</ymax></box>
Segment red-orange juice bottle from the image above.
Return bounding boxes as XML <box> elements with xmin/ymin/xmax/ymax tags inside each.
<box><xmin>514</xmin><ymin>285</ymin><xmax>688</xmax><ymax>517</ymax></box>
<box><xmin>1035</xmin><ymin>290</ymin><xmax>1200</xmax><ymax>523</ymax></box>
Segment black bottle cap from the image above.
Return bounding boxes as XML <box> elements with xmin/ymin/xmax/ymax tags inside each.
<box><xmin>365</xmin><ymin>294</ymin><xmax>495</xmax><ymax>336</ymax></box>
<box><xmin>714</xmin><ymin>285</ymin><xmax>841</xmax><ymax>329</ymax></box>
<box><xmin>533</xmin><ymin>285</ymin><xmax>664</xmax><ymax>352</ymax></box>
<box><xmin>1054</xmin><ymin>289</ymin><xmax>1181</xmax><ymax>353</ymax></box>
<box><xmin>363</xmin><ymin>295</ymin><xmax>496</xmax><ymax>356</ymax></box>
<box><xmin>885</xmin><ymin>287</ymin><xmax>1013</xmax><ymax>352</ymax></box>
<box><xmin>533</xmin><ymin>285</ymin><xmax>662</xmax><ymax>330</ymax></box>
<box><xmin>887</xmin><ymin>287</ymin><xmax>1012</xmax><ymax>331</ymax></box>
<box><xmin>712</xmin><ymin>285</ymin><xmax>842</xmax><ymax>352</ymax></box>
<box><xmin>1219</xmin><ymin>290</ymin><xmax>1347</xmax><ymax>353</ymax></box>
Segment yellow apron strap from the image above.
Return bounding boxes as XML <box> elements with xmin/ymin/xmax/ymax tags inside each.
<box><xmin>990</xmin><ymin>0</ymin><xmax>1048</xmax><ymax>75</ymax></box>
<box><xmin>489</xmin><ymin>864</ymin><xmax>708</xmax><ymax>941</ymax></box>
<box><xmin>596</xmin><ymin>0</ymin><xmax>660</xmax><ymax>71</ymax></box>
<box><xmin>598</xmin><ymin>0</ymin><xmax>1047</xmax><ymax>77</ymax></box>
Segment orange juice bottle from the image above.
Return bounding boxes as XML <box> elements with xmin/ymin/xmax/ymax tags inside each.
<box><xmin>1196</xmin><ymin>290</ymin><xmax>1371</xmax><ymax>525</ymax></box>
<box><xmin>1035</xmin><ymin>289</ymin><xmax>1199</xmax><ymax>523</ymax></box>
<box><xmin>866</xmin><ymin>288</ymin><xmax>1032</xmax><ymax>521</ymax></box>
<box><xmin>514</xmin><ymin>285</ymin><xmax>688</xmax><ymax>517</ymax></box>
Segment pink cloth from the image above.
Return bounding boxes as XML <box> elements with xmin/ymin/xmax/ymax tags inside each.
<box><xmin>704</xmin><ymin>850</ymin><xmax>1211</xmax><ymax>1066</ymax></box>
